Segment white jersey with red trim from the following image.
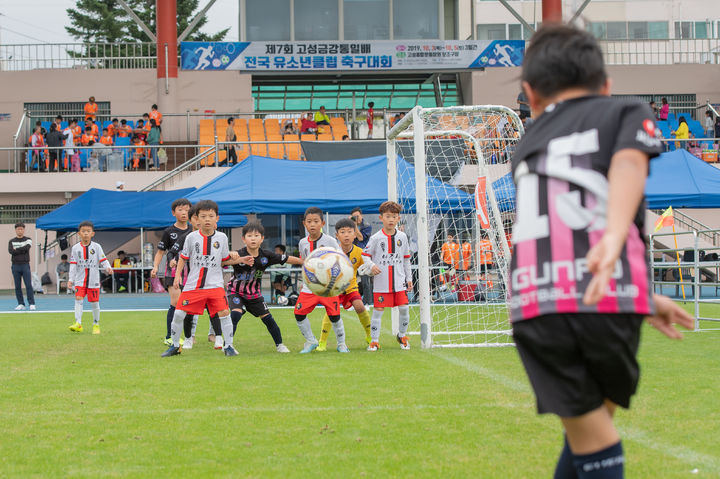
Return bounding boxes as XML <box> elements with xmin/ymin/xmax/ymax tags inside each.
<box><xmin>298</xmin><ymin>233</ymin><xmax>340</xmax><ymax>294</ymax></box>
<box><xmin>68</xmin><ymin>241</ymin><xmax>110</xmax><ymax>289</ymax></box>
<box><xmin>179</xmin><ymin>230</ymin><xmax>230</xmax><ymax>291</ymax></box>
<box><xmin>362</xmin><ymin>229</ymin><xmax>412</xmax><ymax>293</ymax></box>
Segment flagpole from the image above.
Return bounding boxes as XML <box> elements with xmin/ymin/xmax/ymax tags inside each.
<box><xmin>671</xmin><ymin>222</ymin><xmax>686</xmax><ymax>300</ymax></box>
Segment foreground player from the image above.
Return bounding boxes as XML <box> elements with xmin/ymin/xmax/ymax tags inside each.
<box><xmin>361</xmin><ymin>201</ymin><xmax>412</xmax><ymax>351</ymax></box>
<box><xmin>162</xmin><ymin>200</ymin><xmax>247</xmax><ymax>357</ymax></box>
<box><xmin>317</xmin><ymin>218</ymin><xmax>372</xmax><ymax>351</ymax></box>
<box><xmin>224</xmin><ymin>220</ymin><xmax>301</xmax><ymax>353</ymax></box>
<box><xmin>510</xmin><ymin>25</ymin><xmax>693</xmax><ymax>479</ymax></box>
<box><xmin>68</xmin><ymin>221</ymin><xmax>113</xmax><ymax>334</ymax></box>
<box><xmin>294</xmin><ymin>207</ymin><xmax>349</xmax><ymax>354</ymax></box>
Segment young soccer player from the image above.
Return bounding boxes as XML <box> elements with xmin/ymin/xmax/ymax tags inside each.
<box><xmin>294</xmin><ymin>207</ymin><xmax>349</xmax><ymax>354</ymax></box>
<box><xmin>361</xmin><ymin>201</ymin><xmax>412</xmax><ymax>351</ymax></box>
<box><xmin>162</xmin><ymin>200</ymin><xmax>248</xmax><ymax>357</ymax></box>
<box><xmin>509</xmin><ymin>25</ymin><xmax>694</xmax><ymax>479</ymax></box>
<box><xmin>151</xmin><ymin>198</ymin><xmax>192</xmax><ymax>346</ymax></box>
<box><xmin>224</xmin><ymin>221</ymin><xmax>302</xmax><ymax>353</ymax></box>
<box><xmin>68</xmin><ymin>221</ymin><xmax>113</xmax><ymax>334</ymax></box>
<box><xmin>317</xmin><ymin>218</ymin><xmax>372</xmax><ymax>351</ymax></box>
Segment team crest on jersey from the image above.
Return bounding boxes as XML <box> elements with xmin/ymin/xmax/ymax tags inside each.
<box><xmin>195</xmin><ymin>243</ymin><xmax>200</xmax><ymax>253</ymax></box>
<box><xmin>182</xmin><ymin>299</ymin><xmax>189</xmax><ymax>306</ymax></box>
<box><xmin>295</xmin><ymin>303</ymin><xmax>302</xmax><ymax>310</ymax></box>
<box><xmin>380</xmin><ymin>242</ymin><xmax>386</xmax><ymax>252</ymax></box>
<box><xmin>352</xmin><ymin>257</ymin><xmax>357</xmax><ymax>264</ymax></box>
<box><xmin>89</xmin><ymin>248</ymin><xmax>95</xmax><ymax>255</ymax></box>
<box><xmin>260</xmin><ymin>257</ymin><xmax>268</xmax><ymax>265</ymax></box>
<box><xmin>213</xmin><ymin>241</ymin><xmax>220</xmax><ymax>249</ymax></box>
<box><xmin>232</xmin><ymin>297</ymin><xmax>240</xmax><ymax>304</ymax></box>
<box><xmin>377</xmin><ymin>295</ymin><xmax>385</xmax><ymax>303</ymax></box>
<box><xmin>397</xmin><ymin>239</ymin><xmax>402</xmax><ymax>247</ymax></box>
<box><xmin>170</xmin><ymin>233</ymin><xmax>178</xmax><ymax>239</ymax></box>
<box><xmin>643</xmin><ymin>119</ymin><xmax>655</xmax><ymax>136</ymax></box>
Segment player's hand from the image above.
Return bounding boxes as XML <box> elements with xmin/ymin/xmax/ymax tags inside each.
<box><xmin>150</xmin><ymin>267</ymin><xmax>157</xmax><ymax>278</ymax></box>
<box><xmin>67</xmin><ymin>281</ymin><xmax>74</xmax><ymax>291</ymax></box>
<box><xmin>647</xmin><ymin>294</ymin><xmax>694</xmax><ymax>339</ymax></box>
<box><xmin>228</xmin><ymin>251</ymin><xmax>240</xmax><ymax>260</ymax></box>
<box><xmin>169</xmin><ymin>259</ymin><xmax>177</xmax><ymax>268</ymax></box>
<box><xmin>371</xmin><ymin>265</ymin><xmax>381</xmax><ymax>276</ymax></box>
<box><xmin>240</xmin><ymin>255</ymin><xmax>254</xmax><ymax>266</ymax></box>
<box><xmin>583</xmin><ymin>232</ymin><xmax>625</xmax><ymax>305</ymax></box>
<box><xmin>406</xmin><ymin>280</ymin><xmax>413</xmax><ymax>290</ymax></box>
<box><xmin>173</xmin><ymin>277</ymin><xmax>180</xmax><ymax>289</ymax></box>
<box><xmin>105</xmin><ymin>267</ymin><xmax>113</xmax><ymax>275</ymax></box>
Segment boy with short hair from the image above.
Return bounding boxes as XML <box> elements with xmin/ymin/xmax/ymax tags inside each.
<box><xmin>361</xmin><ymin>201</ymin><xmax>412</xmax><ymax>351</ymax></box>
<box><xmin>294</xmin><ymin>207</ymin><xmax>349</xmax><ymax>353</ymax></box>
<box><xmin>510</xmin><ymin>25</ymin><xmax>693</xmax><ymax>479</ymax></box>
<box><xmin>224</xmin><ymin>221</ymin><xmax>301</xmax><ymax>353</ymax></box>
<box><xmin>163</xmin><ymin>200</ymin><xmax>246</xmax><ymax>357</ymax></box>
<box><xmin>68</xmin><ymin>221</ymin><xmax>113</xmax><ymax>334</ymax></box>
<box><xmin>317</xmin><ymin>218</ymin><xmax>372</xmax><ymax>351</ymax></box>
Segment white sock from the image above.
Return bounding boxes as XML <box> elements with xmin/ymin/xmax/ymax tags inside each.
<box><xmin>219</xmin><ymin>314</ymin><xmax>233</xmax><ymax>348</ymax></box>
<box><xmin>371</xmin><ymin>309</ymin><xmax>383</xmax><ymax>342</ymax></box>
<box><xmin>171</xmin><ymin>308</ymin><xmax>185</xmax><ymax>348</ymax></box>
<box><xmin>91</xmin><ymin>302</ymin><xmax>100</xmax><ymax>325</ymax></box>
<box><xmin>208</xmin><ymin>320</ymin><xmax>215</xmax><ymax>336</ymax></box>
<box><xmin>398</xmin><ymin>305</ymin><xmax>410</xmax><ymax>336</ymax></box>
<box><xmin>190</xmin><ymin>315</ymin><xmax>198</xmax><ymax>337</ymax></box>
<box><xmin>296</xmin><ymin>318</ymin><xmax>317</xmax><ymax>343</ymax></box>
<box><xmin>74</xmin><ymin>298</ymin><xmax>83</xmax><ymax>324</ymax></box>
<box><xmin>331</xmin><ymin>318</ymin><xmax>346</xmax><ymax>347</ymax></box>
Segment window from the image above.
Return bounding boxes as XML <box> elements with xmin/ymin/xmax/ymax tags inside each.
<box><xmin>393</xmin><ymin>0</ymin><xmax>439</xmax><ymax>39</ymax></box>
<box><xmin>648</xmin><ymin>22</ymin><xmax>668</xmax><ymax>39</ymax></box>
<box><xmin>508</xmin><ymin>24</ymin><xmax>522</xmax><ymax>40</ymax></box>
<box><xmin>476</xmin><ymin>24</ymin><xmax>506</xmax><ymax>40</ymax></box>
<box><xmin>675</xmin><ymin>21</ymin><xmax>692</xmax><ymax>39</ymax></box>
<box><xmin>589</xmin><ymin>22</ymin><xmax>607</xmax><ymax>40</ymax></box>
<box><xmin>0</xmin><ymin>205</ymin><xmax>61</xmax><ymax>224</ymax></box>
<box><xmin>694</xmin><ymin>21</ymin><xmax>710</xmax><ymax>39</ymax></box>
<box><xmin>628</xmin><ymin>22</ymin><xmax>648</xmax><ymax>39</ymax></box>
<box><xmin>606</xmin><ymin>22</ymin><xmax>627</xmax><ymax>40</ymax></box>
<box><xmin>295</xmin><ymin>0</ymin><xmax>339</xmax><ymax>40</ymax></box>
<box><xmin>247</xmin><ymin>0</ymin><xmax>290</xmax><ymax>41</ymax></box>
<box><xmin>344</xmin><ymin>0</ymin><xmax>390</xmax><ymax>40</ymax></box>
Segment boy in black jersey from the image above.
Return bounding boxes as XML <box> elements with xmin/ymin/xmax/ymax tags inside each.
<box><xmin>223</xmin><ymin>221</ymin><xmax>303</xmax><ymax>353</ymax></box>
<box><xmin>150</xmin><ymin>198</ymin><xmax>192</xmax><ymax>345</ymax></box>
<box><xmin>511</xmin><ymin>25</ymin><xmax>693</xmax><ymax>479</ymax></box>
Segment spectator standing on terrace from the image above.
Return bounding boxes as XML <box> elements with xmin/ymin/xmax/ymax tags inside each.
<box><xmin>149</xmin><ymin>104</ymin><xmax>163</xmax><ymax>126</ymax></box>
<box><xmin>314</xmin><ymin>106</ymin><xmax>331</xmax><ymax>126</ymax></box>
<box><xmin>53</xmin><ymin>115</ymin><xmax>64</xmax><ymax>133</ymax></box>
<box><xmin>63</xmin><ymin>120</ymin><xmax>76</xmax><ymax>170</ymax></box>
<box><xmin>107</xmin><ymin>118</ymin><xmax>119</xmax><ymax>139</ymax></box>
<box><xmin>300</xmin><ymin>113</ymin><xmax>318</xmax><ymax>134</ymax></box>
<box><xmin>84</xmin><ymin>119</ymin><xmax>99</xmax><ymax>137</ymax></box>
<box><xmin>705</xmin><ymin>111</ymin><xmax>714</xmax><ymax>138</ymax></box>
<box><xmin>142</xmin><ymin>113</ymin><xmax>152</xmax><ymax>131</ymax></box>
<box><xmin>225</xmin><ymin>117</ymin><xmax>238</xmax><ymax>165</ymax></box>
<box><xmin>366</xmin><ymin>101</ymin><xmax>375</xmax><ymax>139</ymax></box>
<box><xmin>8</xmin><ymin>222</ymin><xmax>35</xmax><ymax>311</ymax></box>
<box><xmin>71</xmin><ymin>119</ymin><xmax>82</xmax><ymax>145</ymax></box>
<box><xmin>659</xmin><ymin>97</ymin><xmax>670</xmax><ymax>121</ymax></box>
<box><xmin>147</xmin><ymin>119</ymin><xmax>163</xmax><ymax>170</ymax></box>
<box><xmin>649</xmin><ymin>101</ymin><xmax>659</xmax><ymax>120</ymax></box>
<box><xmin>715</xmin><ymin>117</ymin><xmax>720</xmax><ymax>141</ymax></box>
<box><xmin>35</xmin><ymin>120</ymin><xmax>46</xmax><ymax>137</ymax></box>
<box><xmin>84</xmin><ymin>96</ymin><xmax>98</xmax><ymax>121</ymax></box>
<box><xmin>46</xmin><ymin>123</ymin><xmax>66</xmax><ymax>172</ymax></box>
<box><xmin>30</xmin><ymin>126</ymin><xmax>46</xmax><ymax>171</ymax></box>
<box><xmin>134</xmin><ymin>120</ymin><xmax>148</xmax><ymax>142</ymax></box>
<box><xmin>517</xmin><ymin>91</ymin><xmax>531</xmax><ymax>120</ymax></box>
<box><xmin>672</xmin><ymin>116</ymin><xmax>690</xmax><ymax>149</ymax></box>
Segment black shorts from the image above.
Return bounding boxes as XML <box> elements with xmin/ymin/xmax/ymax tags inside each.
<box><xmin>227</xmin><ymin>294</ymin><xmax>269</xmax><ymax>317</ymax></box>
<box><xmin>163</xmin><ymin>276</ymin><xmax>184</xmax><ymax>291</ymax></box>
<box><xmin>512</xmin><ymin>313</ymin><xmax>644</xmax><ymax>418</ymax></box>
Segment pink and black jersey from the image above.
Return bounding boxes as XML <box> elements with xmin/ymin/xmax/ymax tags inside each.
<box><xmin>158</xmin><ymin>223</ymin><xmax>191</xmax><ymax>278</ymax></box>
<box><xmin>227</xmin><ymin>247</ymin><xmax>288</xmax><ymax>299</ymax></box>
<box><xmin>509</xmin><ymin>96</ymin><xmax>662</xmax><ymax>322</ymax></box>
<box><xmin>69</xmin><ymin>241</ymin><xmax>110</xmax><ymax>289</ymax></box>
<box><xmin>362</xmin><ymin>229</ymin><xmax>412</xmax><ymax>293</ymax></box>
<box><xmin>179</xmin><ymin>230</ymin><xmax>230</xmax><ymax>291</ymax></box>
<box><xmin>298</xmin><ymin>233</ymin><xmax>340</xmax><ymax>294</ymax></box>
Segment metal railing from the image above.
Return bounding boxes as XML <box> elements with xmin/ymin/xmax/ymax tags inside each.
<box><xmin>652</xmin><ymin>208</ymin><xmax>719</xmax><ymax>247</ymax></box>
<box><xmin>0</xmin><ymin>43</ymin><xmax>157</xmax><ymax>71</ymax></box>
<box><xmin>599</xmin><ymin>38</ymin><xmax>720</xmax><ymax>65</ymax></box>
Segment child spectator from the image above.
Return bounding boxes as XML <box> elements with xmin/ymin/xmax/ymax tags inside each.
<box><xmin>81</xmin><ymin>126</ymin><xmax>97</xmax><ymax>146</ymax></box>
<box><xmin>71</xmin><ymin>118</ymin><xmax>82</xmax><ymax>145</ymax></box>
<box><xmin>300</xmin><ymin>113</ymin><xmax>318</xmax><ymax>134</ymax></box>
<box><xmin>118</xmin><ymin>119</ymin><xmax>132</xmax><ymax>138</ymax></box>
<box><xmin>270</xmin><ymin>244</ymin><xmax>293</xmax><ymax>298</ymax></box>
<box><xmin>281</xmin><ymin>120</ymin><xmax>297</xmax><ymax>136</ymax></box>
<box><xmin>68</xmin><ymin>221</ymin><xmax>113</xmax><ymax>334</ymax></box>
<box><xmin>134</xmin><ymin>120</ymin><xmax>148</xmax><ymax>142</ymax></box>
<box><xmin>30</xmin><ymin>126</ymin><xmax>46</xmax><ymax>171</ymax></box>
<box><xmin>366</xmin><ymin>101</ymin><xmax>375</xmax><ymax>139</ymax></box>
<box><xmin>56</xmin><ymin>254</ymin><xmax>71</xmax><ymax>294</ymax></box>
<box><xmin>99</xmin><ymin>128</ymin><xmax>113</xmax><ymax>146</ymax></box>
<box><xmin>131</xmin><ymin>135</ymin><xmax>146</xmax><ymax>170</ymax></box>
<box><xmin>107</xmin><ymin>118</ymin><xmax>119</xmax><ymax>138</ymax></box>
<box><xmin>84</xmin><ymin>119</ymin><xmax>99</xmax><ymax>138</ymax></box>
<box><xmin>149</xmin><ymin>104</ymin><xmax>162</xmax><ymax>126</ymax></box>
<box><xmin>45</xmin><ymin>123</ymin><xmax>66</xmax><ymax>172</ymax></box>
<box><xmin>705</xmin><ymin>111</ymin><xmax>714</xmax><ymax>138</ymax></box>
<box><xmin>112</xmin><ymin>250</ymin><xmax>132</xmax><ymax>292</ymax></box>
<box><xmin>53</xmin><ymin>115</ymin><xmax>64</xmax><ymax>133</ymax></box>
<box><xmin>84</xmin><ymin>96</ymin><xmax>98</xmax><ymax>121</ymax></box>
<box><xmin>63</xmin><ymin>120</ymin><xmax>76</xmax><ymax>170</ymax></box>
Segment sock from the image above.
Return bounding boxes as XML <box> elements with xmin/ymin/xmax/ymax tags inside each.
<box><xmin>231</xmin><ymin>310</ymin><xmax>243</xmax><ymax>335</ymax></box>
<box><xmin>573</xmin><ymin>441</ymin><xmax>624</xmax><ymax>478</ymax></box>
<box><xmin>219</xmin><ymin>314</ymin><xmax>234</xmax><ymax>348</ymax></box>
<box><xmin>554</xmin><ymin>437</ymin><xmax>578</xmax><ymax>479</ymax></box>
<box><xmin>398</xmin><ymin>305</ymin><xmax>410</xmax><ymax>336</ymax></box>
<box><xmin>330</xmin><ymin>315</ymin><xmax>346</xmax><ymax>347</ymax></box>
<box><xmin>165</xmin><ymin>306</ymin><xmax>175</xmax><ymax>339</ymax></box>
<box><xmin>261</xmin><ymin>314</ymin><xmax>283</xmax><ymax>346</ymax></box>
<box><xmin>170</xmin><ymin>308</ymin><xmax>186</xmax><ymax>348</ymax></box>
<box><xmin>371</xmin><ymin>309</ymin><xmax>383</xmax><ymax>342</ymax></box>
<box><xmin>91</xmin><ymin>302</ymin><xmax>100</xmax><ymax>325</ymax></box>
<box><xmin>74</xmin><ymin>298</ymin><xmax>84</xmax><ymax>324</ymax></box>
<box><xmin>190</xmin><ymin>315</ymin><xmax>198</xmax><ymax>338</ymax></box>
<box><xmin>356</xmin><ymin>309</ymin><xmax>371</xmax><ymax>338</ymax></box>
<box><xmin>319</xmin><ymin>313</ymin><xmax>332</xmax><ymax>343</ymax></box>
<box><xmin>183</xmin><ymin>314</ymin><xmax>194</xmax><ymax>339</ymax></box>
<box><xmin>209</xmin><ymin>314</ymin><xmax>221</xmax><ymax>338</ymax></box>
<box><xmin>294</xmin><ymin>315</ymin><xmax>317</xmax><ymax>343</ymax></box>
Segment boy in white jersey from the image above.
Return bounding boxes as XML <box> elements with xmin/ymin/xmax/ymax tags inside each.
<box><xmin>68</xmin><ymin>221</ymin><xmax>113</xmax><ymax>334</ymax></box>
<box><xmin>294</xmin><ymin>207</ymin><xmax>349</xmax><ymax>354</ymax></box>
<box><xmin>361</xmin><ymin>201</ymin><xmax>412</xmax><ymax>351</ymax></box>
<box><xmin>162</xmin><ymin>200</ymin><xmax>251</xmax><ymax>357</ymax></box>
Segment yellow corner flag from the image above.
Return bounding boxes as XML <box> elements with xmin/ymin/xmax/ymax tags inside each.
<box><xmin>654</xmin><ymin>206</ymin><xmax>675</xmax><ymax>233</ymax></box>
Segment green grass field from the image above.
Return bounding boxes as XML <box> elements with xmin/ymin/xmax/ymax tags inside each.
<box><xmin>1</xmin><ymin>304</ymin><xmax>718</xmax><ymax>478</ymax></box>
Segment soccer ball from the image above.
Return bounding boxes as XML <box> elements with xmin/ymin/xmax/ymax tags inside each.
<box><xmin>302</xmin><ymin>247</ymin><xmax>354</xmax><ymax>297</ymax></box>
<box><xmin>276</xmin><ymin>295</ymin><xmax>289</xmax><ymax>306</ymax></box>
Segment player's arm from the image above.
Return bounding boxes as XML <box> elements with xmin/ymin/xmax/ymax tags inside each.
<box><xmin>403</xmin><ymin>252</ymin><xmax>413</xmax><ymax>290</ymax></box>
<box><xmin>151</xmin><ymin>248</ymin><xmax>164</xmax><ymax>278</ymax></box>
<box><xmin>360</xmin><ymin>239</ymin><xmax>380</xmax><ymax>276</ymax></box>
<box><xmin>222</xmin><ymin>255</ymin><xmax>253</xmax><ymax>266</ymax></box>
<box><xmin>285</xmin><ymin>255</ymin><xmax>303</xmax><ymax>265</ymax></box>
<box><xmin>68</xmin><ymin>251</ymin><xmax>77</xmax><ymax>290</ymax></box>
<box><xmin>583</xmin><ymin>148</ymin><xmax>648</xmax><ymax>305</ymax></box>
<box><xmin>173</xmin><ymin>255</ymin><xmax>186</xmax><ymax>288</ymax></box>
<box><xmin>648</xmin><ymin>294</ymin><xmax>694</xmax><ymax>339</ymax></box>
<box><xmin>98</xmin><ymin>246</ymin><xmax>113</xmax><ymax>274</ymax></box>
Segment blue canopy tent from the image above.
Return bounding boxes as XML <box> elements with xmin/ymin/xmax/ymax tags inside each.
<box><xmin>645</xmin><ymin>149</ymin><xmax>720</xmax><ymax>208</ymax></box>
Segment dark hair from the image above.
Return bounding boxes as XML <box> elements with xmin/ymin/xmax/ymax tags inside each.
<box><xmin>194</xmin><ymin>199</ymin><xmax>219</xmax><ymax>215</ymax></box>
<box><xmin>152</xmin><ymin>104</ymin><xmax>158</xmax><ymax>110</ymax></box>
<box><xmin>102</xmin><ymin>128</ymin><xmax>108</xmax><ymax>132</ymax></box>
<box><xmin>242</xmin><ymin>220</ymin><xmax>265</xmax><ymax>237</ymax></box>
<box><xmin>368</xmin><ymin>101</ymin><xmax>375</xmax><ymax>108</ymax></box>
<box><xmin>112</xmin><ymin>118</ymin><xmax>118</xmax><ymax>122</ymax></box>
<box><xmin>335</xmin><ymin>218</ymin><xmax>356</xmax><ymax>231</ymax></box>
<box><xmin>143</xmin><ymin>113</ymin><xmax>149</xmax><ymax>118</ymax></box>
<box><xmin>61</xmin><ymin>254</ymin><xmax>68</xmax><ymax>260</ymax></box>
<box><xmin>188</xmin><ymin>204</ymin><xmax>197</xmax><ymax>218</ymax></box>
<box><xmin>14</xmin><ymin>222</ymin><xmax>25</xmax><ymax>228</ymax></box>
<box><xmin>350</xmin><ymin>207</ymin><xmax>362</xmax><ymax>215</ymax></box>
<box><xmin>121</xmin><ymin>119</ymin><xmax>127</xmax><ymax>125</ymax></box>
<box><xmin>342</xmin><ymin>135</ymin><xmax>349</xmax><ymax>140</ymax></box>
<box><xmin>522</xmin><ymin>25</ymin><xmax>606</xmax><ymax>98</ymax></box>
<box><xmin>35</xmin><ymin>120</ymin><xmax>42</xmax><ymax>126</ymax></box>
<box><xmin>56</xmin><ymin>115</ymin><xmax>63</xmax><ymax>120</ymax></box>
<box><xmin>171</xmin><ymin>198</ymin><xmax>192</xmax><ymax>212</ymax></box>
<box><xmin>303</xmin><ymin>206</ymin><xmax>324</xmax><ymax>221</ymax></box>
<box><xmin>85</xmin><ymin>126</ymin><xmax>92</xmax><ymax>132</ymax></box>
<box><xmin>78</xmin><ymin>220</ymin><xmax>94</xmax><ymax>231</ymax></box>
<box><xmin>228</xmin><ymin>117</ymin><xmax>234</xmax><ymax>124</ymax></box>
<box><xmin>379</xmin><ymin>201</ymin><xmax>402</xmax><ymax>214</ymax></box>
<box><xmin>150</xmin><ymin>119</ymin><xmax>157</xmax><ymax>127</ymax></box>
<box><xmin>274</xmin><ymin>244</ymin><xmax>286</xmax><ymax>253</ymax></box>
<box><xmin>679</xmin><ymin>116</ymin><xmax>687</xmax><ymax>125</ymax></box>
<box><xmin>50</xmin><ymin>123</ymin><xmax>57</xmax><ymax>132</ymax></box>
<box><xmin>70</xmin><ymin>119</ymin><xmax>77</xmax><ymax>125</ymax></box>
<box><xmin>87</xmin><ymin>140</ymin><xmax>95</xmax><ymax>146</ymax></box>
<box><xmin>118</xmin><ymin>250</ymin><xmax>125</xmax><ymax>255</ymax></box>
<box><xmin>662</xmin><ymin>97</ymin><xmax>668</xmax><ymax>104</ymax></box>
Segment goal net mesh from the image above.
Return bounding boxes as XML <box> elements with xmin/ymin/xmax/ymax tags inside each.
<box><xmin>388</xmin><ymin>106</ymin><xmax>523</xmax><ymax>348</ymax></box>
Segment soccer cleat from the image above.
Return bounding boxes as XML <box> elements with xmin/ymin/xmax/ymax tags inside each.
<box><xmin>214</xmin><ymin>336</ymin><xmax>224</xmax><ymax>350</ymax></box>
<box><xmin>397</xmin><ymin>334</ymin><xmax>410</xmax><ymax>350</ymax></box>
<box><xmin>69</xmin><ymin>322</ymin><xmax>83</xmax><ymax>333</ymax></box>
<box><xmin>299</xmin><ymin>341</ymin><xmax>319</xmax><ymax>354</ymax></box>
<box><xmin>365</xmin><ymin>335</ymin><xmax>372</xmax><ymax>345</ymax></box>
<box><xmin>337</xmin><ymin>344</ymin><xmax>350</xmax><ymax>353</ymax></box>
<box><xmin>29</xmin><ymin>305</ymin><xmax>36</xmax><ymax>311</ymax></box>
<box><xmin>276</xmin><ymin>343</ymin><xmax>290</xmax><ymax>353</ymax></box>
<box><xmin>161</xmin><ymin>346</ymin><xmax>181</xmax><ymax>357</ymax></box>
<box><xmin>367</xmin><ymin>341</ymin><xmax>379</xmax><ymax>351</ymax></box>
<box><xmin>316</xmin><ymin>340</ymin><xmax>327</xmax><ymax>352</ymax></box>
<box><xmin>224</xmin><ymin>345</ymin><xmax>239</xmax><ymax>357</ymax></box>
<box><xmin>118</xmin><ymin>286</ymin><xmax>126</xmax><ymax>292</ymax></box>
<box><xmin>92</xmin><ymin>324</ymin><xmax>100</xmax><ymax>335</ymax></box>
<box><xmin>163</xmin><ymin>337</ymin><xmax>172</xmax><ymax>346</ymax></box>
<box><xmin>183</xmin><ymin>337</ymin><xmax>194</xmax><ymax>349</ymax></box>
<box><xmin>179</xmin><ymin>337</ymin><xmax>185</xmax><ymax>347</ymax></box>
<box><xmin>14</xmin><ymin>304</ymin><xmax>25</xmax><ymax>311</ymax></box>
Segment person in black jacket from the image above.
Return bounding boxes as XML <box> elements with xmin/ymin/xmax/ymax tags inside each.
<box><xmin>45</xmin><ymin>123</ymin><xmax>67</xmax><ymax>173</ymax></box>
<box><xmin>8</xmin><ymin>222</ymin><xmax>35</xmax><ymax>311</ymax></box>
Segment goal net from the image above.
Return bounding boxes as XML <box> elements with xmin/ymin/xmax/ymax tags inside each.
<box><xmin>387</xmin><ymin>105</ymin><xmax>523</xmax><ymax>348</ymax></box>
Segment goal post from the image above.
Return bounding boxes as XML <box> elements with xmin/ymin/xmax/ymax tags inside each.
<box><xmin>386</xmin><ymin>105</ymin><xmax>524</xmax><ymax>348</ymax></box>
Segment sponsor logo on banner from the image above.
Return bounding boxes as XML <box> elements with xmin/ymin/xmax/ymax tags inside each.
<box><xmin>475</xmin><ymin>177</ymin><xmax>491</xmax><ymax>229</ymax></box>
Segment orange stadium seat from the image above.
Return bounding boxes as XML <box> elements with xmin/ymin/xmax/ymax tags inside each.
<box><xmin>248</xmin><ymin>118</ymin><xmax>264</xmax><ymax>134</ymax></box>
<box><xmin>284</xmin><ymin>134</ymin><xmax>301</xmax><ymax>160</ymax></box>
<box><xmin>266</xmin><ymin>143</ymin><xmax>285</xmax><ymax>159</ymax></box>
<box><xmin>317</xmin><ymin>133</ymin><xmax>333</xmax><ymax>141</ymax></box>
<box><xmin>301</xmin><ymin>134</ymin><xmax>316</xmax><ymax>142</ymax></box>
<box><xmin>264</xmin><ymin>118</ymin><xmax>280</xmax><ymax>136</ymax></box>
